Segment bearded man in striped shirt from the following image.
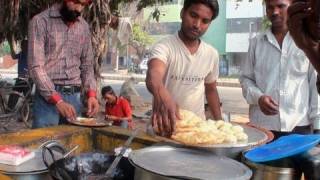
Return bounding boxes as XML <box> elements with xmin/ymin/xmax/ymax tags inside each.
<box><xmin>28</xmin><ymin>0</ymin><xmax>99</xmax><ymax>128</ymax></box>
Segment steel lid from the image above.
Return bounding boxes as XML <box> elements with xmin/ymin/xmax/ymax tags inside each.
<box><xmin>129</xmin><ymin>146</ymin><xmax>252</xmax><ymax>180</ymax></box>
<box><xmin>0</xmin><ymin>149</ymin><xmax>63</xmax><ymax>174</ymax></box>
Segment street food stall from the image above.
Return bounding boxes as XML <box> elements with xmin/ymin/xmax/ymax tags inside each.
<box><xmin>0</xmin><ymin>121</ymin><xmax>318</xmax><ymax>180</ymax></box>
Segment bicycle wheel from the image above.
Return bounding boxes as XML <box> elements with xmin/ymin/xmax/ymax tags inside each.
<box><xmin>20</xmin><ymin>102</ymin><xmax>31</xmax><ymax>128</ymax></box>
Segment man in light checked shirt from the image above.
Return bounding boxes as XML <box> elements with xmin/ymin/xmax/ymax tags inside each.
<box><xmin>240</xmin><ymin>0</ymin><xmax>320</xmax><ymax>139</ymax></box>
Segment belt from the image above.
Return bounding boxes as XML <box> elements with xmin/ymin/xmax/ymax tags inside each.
<box><xmin>55</xmin><ymin>85</ymin><xmax>81</xmax><ymax>94</ymax></box>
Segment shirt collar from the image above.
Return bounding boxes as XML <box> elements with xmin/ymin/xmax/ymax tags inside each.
<box><xmin>263</xmin><ymin>28</ymin><xmax>291</xmax><ymax>51</ymax></box>
<box><xmin>107</xmin><ymin>96</ymin><xmax>120</xmax><ymax>107</ymax></box>
<box><xmin>174</xmin><ymin>32</ymin><xmax>203</xmax><ymax>55</ymax></box>
<box><xmin>49</xmin><ymin>3</ymin><xmax>80</xmax><ymax>25</ymax></box>
<box><xmin>263</xmin><ymin>28</ymin><xmax>277</xmax><ymax>42</ymax></box>
<box><xmin>49</xmin><ymin>3</ymin><xmax>62</xmax><ymax>18</ymax></box>
<box><xmin>263</xmin><ymin>28</ymin><xmax>290</xmax><ymax>42</ymax></box>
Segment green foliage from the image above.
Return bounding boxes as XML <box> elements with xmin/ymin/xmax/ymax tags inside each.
<box><xmin>136</xmin><ymin>0</ymin><xmax>172</xmax><ymax>11</ymax></box>
<box><xmin>109</xmin><ymin>0</ymin><xmax>172</xmax><ymax>12</ymax></box>
<box><xmin>132</xmin><ymin>23</ymin><xmax>154</xmax><ymax>46</ymax></box>
<box><xmin>152</xmin><ymin>8</ymin><xmax>161</xmax><ymax>22</ymax></box>
<box><xmin>0</xmin><ymin>41</ymin><xmax>11</xmax><ymax>57</ymax></box>
<box><xmin>109</xmin><ymin>0</ymin><xmax>171</xmax><ymax>22</ymax></box>
<box><xmin>262</xmin><ymin>16</ymin><xmax>272</xmax><ymax>30</ymax></box>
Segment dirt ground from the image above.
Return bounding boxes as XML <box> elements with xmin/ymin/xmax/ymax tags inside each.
<box><xmin>0</xmin><ymin>102</ymin><xmax>152</xmax><ymax>134</ymax></box>
<box><xmin>0</xmin><ymin>118</ymin><xmax>29</xmax><ymax>134</ymax></box>
<box><xmin>0</xmin><ymin>102</ymin><xmax>248</xmax><ymax>135</ymax></box>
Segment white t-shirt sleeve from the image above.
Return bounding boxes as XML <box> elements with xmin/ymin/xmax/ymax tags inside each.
<box><xmin>149</xmin><ymin>39</ymin><xmax>170</xmax><ymax>64</ymax></box>
<box><xmin>205</xmin><ymin>48</ymin><xmax>219</xmax><ymax>83</ymax></box>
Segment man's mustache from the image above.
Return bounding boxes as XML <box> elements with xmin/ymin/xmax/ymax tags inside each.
<box><xmin>270</xmin><ymin>15</ymin><xmax>281</xmax><ymax>21</ymax></box>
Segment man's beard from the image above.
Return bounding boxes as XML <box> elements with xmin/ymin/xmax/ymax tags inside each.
<box><xmin>60</xmin><ymin>4</ymin><xmax>81</xmax><ymax>22</ymax></box>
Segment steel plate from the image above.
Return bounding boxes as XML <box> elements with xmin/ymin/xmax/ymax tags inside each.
<box><xmin>69</xmin><ymin>117</ymin><xmax>111</xmax><ymax>127</ymax></box>
<box><xmin>129</xmin><ymin>146</ymin><xmax>252</xmax><ymax>180</ymax></box>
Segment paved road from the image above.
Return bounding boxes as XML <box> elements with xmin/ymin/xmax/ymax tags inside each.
<box><xmin>103</xmin><ymin>80</ymin><xmax>249</xmax><ymax>115</ymax></box>
<box><xmin>0</xmin><ymin>79</ymin><xmax>248</xmax><ymax>134</ymax></box>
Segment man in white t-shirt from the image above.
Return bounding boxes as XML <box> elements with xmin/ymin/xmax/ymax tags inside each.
<box><xmin>146</xmin><ymin>0</ymin><xmax>222</xmax><ymax>136</ymax></box>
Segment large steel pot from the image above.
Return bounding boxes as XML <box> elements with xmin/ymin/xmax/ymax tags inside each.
<box><xmin>1</xmin><ymin>169</ymin><xmax>51</xmax><ymax>180</ymax></box>
<box><xmin>129</xmin><ymin>145</ymin><xmax>252</xmax><ymax>180</ymax></box>
<box><xmin>241</xmin><ymin>151</ymin><xmax>302</xmax><ymax>180</ymax></box>
<box><xmin>0</xmin><ymin>140</ymin><xmax>65</xmax><ymax>180</ymax></box>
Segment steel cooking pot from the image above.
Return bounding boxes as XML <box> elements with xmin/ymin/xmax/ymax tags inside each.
<box><xmin>45</xmin><ymin>152</ymin><xmax>134</xmax><ymax>180</ymax></box>
<box><xmin>241</xmin><ymin>151</ymin><xmax>302</xmax><ymax>180</ymax></box>
<box><xmin>0</xmin><ymin>150</ymin><xmax>52</xmax><ymax>180</ymax></box>
<box><xmin>0</xmin><ymin>140</ymin><xmax>65</xmax><ymax>180</ymax></box>
<box><xmin>129</xmin><ymin>145</ymin><xmax>252</xmax><ymax>180</ymax></box>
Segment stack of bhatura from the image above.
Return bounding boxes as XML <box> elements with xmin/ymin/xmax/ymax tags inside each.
<box><xmin>171</xmin><ymin>109</ymin><xmax>248</xmax><ymax>145</ymax></box>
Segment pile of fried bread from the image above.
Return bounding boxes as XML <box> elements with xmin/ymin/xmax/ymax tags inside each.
<box><xmin>171</xmin><ymin>110</ymin><xmax>248</xmax><ymax>145</ymax></box>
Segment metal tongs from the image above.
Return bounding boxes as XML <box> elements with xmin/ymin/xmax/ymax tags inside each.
<box><xmin>88</xmin><ymin>128</ymin><xmax>140</xmax><ymax>180</ymax></box>
<box><xmin>104</xmin><ymin>128</ymin><xmax>140</xmax><ymax>179</ymax></box>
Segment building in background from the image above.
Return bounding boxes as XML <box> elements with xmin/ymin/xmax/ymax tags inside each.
<box><xmin>143</xmin><ymin>0</ymin><xmax>228</xmax><ymax>75</ymax></box>
<box><xmin>225</xmin><ymin>0</ymin><xmax>264</xmax><ymax>76</ymax></box>
<box><xmin>105</xmin><ymin>0</ymin><xmax>265</xmax><ymax>76</ymax></box>
<box><xmin>143</xmin><ymin>0</ymin><xmax>183</xmax><ymax>41</ymax></box>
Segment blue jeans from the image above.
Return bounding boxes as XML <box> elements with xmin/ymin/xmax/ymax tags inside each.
<box><xmin>32</xmin><ymin>90</ymin><xmax>83</xmax><ymax>128</ymax></box>
<box><xmin>120</xmin><ymin>121</ymin><xmax>128</xmax><ymax>129</ymax></box>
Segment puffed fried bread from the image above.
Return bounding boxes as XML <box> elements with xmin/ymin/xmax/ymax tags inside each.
<box><xmin>171</xmin><ymin>109</ymin><xmax>248</xmax><ymax>145</ymax></box>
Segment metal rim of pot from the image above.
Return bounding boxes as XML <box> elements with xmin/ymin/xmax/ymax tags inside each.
<box><xmin>0</xmin><ymin>169</ymin><xmax>48</xmax><ymax>175</ymax></box>
<box><xmin>242</xmin><ymin>156</ymin><xmax>297</xmax><ymax>174</ymax></box>
<box><xmin>129</xmin><ymin>158</ymin><xmax>201</xmax><ymax>180</ymax></box>
<box><xmin>129</xmin><ymin>145</ymin><xmax>253</xmax><ymax>180</ymax></box>
<box><xmin>241</xmin><ymin>150</ymin><xmax>299</xmax><ymax>175</ymax></box>
<box><xmin>41</xmin><ymin>140</ymin><xmax>66</xmax><ymax>168</ymax></box>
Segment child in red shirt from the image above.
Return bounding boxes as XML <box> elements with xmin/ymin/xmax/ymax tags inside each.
<box><xmin>101</xmin><ymin>86</ymin><xmax>133</xmax><ymax>129</ymax></box>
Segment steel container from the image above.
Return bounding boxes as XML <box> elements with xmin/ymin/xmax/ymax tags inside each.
<box><xmin>130</xmin><ymin>145</ymin><xmax>252</xmax><ymax>180</ymax></box>
<box><xmin>242</xmin><ymin>152</ymin><xmax>302</xmax><ymax>180</ymax></box>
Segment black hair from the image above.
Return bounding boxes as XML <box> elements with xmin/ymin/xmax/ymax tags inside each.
<box><xmin>183</xmin><ymin>0</ymin><xmax>219</xmax><ymax>20</ymax></box>
<box><xmin>101</xmin><ymin>86</ymin><xmax>115</xmax><ymax>96</ymax></box>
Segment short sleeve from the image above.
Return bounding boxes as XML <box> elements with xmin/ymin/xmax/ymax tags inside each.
<box><xmin>149</xmin><ymin>38</ymin><xmax>171</xmax><ymax>64</ymax></box>
<box><xmin>121</xmin><ymin>98</ymin><xmax>132</xmax><ymax>117</ymax></box>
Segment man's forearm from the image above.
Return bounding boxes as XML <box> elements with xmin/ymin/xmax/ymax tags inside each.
<box><xmin>205</xmin><ymin>84</ymin><xmax>222</xmax><ymax>120</ymax></box>
<box><xmin>30</xmin><ymin>66</ymin><xmax>67</xmax><ymax>105</ymax></box>
<box><xmin>107</xmin><ymin>115</ymin><xmax>131</xmax><ymax>121</ymax></box>
<box><xmin>119</xmin><ymin>116</ymin><xmax>131</xmax><ymax>121</ymax></box>
<box><xmin>240</xmin><ymin>76</ymin><xmax>264</xmax><ymax>105</ymax></box>
<box><xmin>207</xmin><ymin>96</ymin><xmax>222</xmax><ymax>120</ymax></box>
<box><xmin>146</xmin><ymin>70</ymin><xmax>164</xmax><ymax>96</ymax></box>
